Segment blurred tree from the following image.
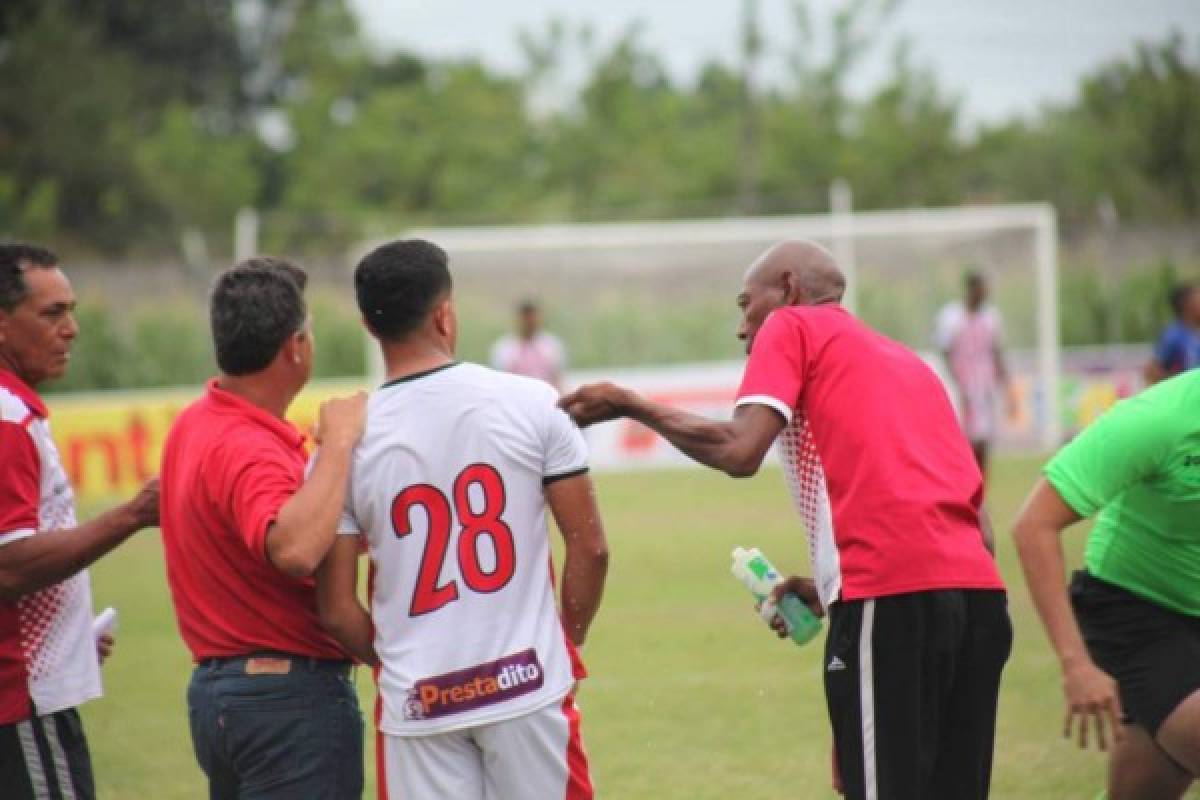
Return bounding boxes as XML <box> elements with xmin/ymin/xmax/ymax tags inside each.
<box><xmin>2</xmin><ymin>0</ymin><xmax>1198</xmax><ymax>256</ymax></box>
<box><xmin>135</xmin><ymin>105</ymin><xmax>262</xmax><ymax>237</ymax></box>
<box><xmin>759</xmin><ymin>0</ymin><xmax>901</xmax><ymax>211</ymax></box>
<box><xmin>969</xmin><ymin>35</ymin><xmax>1200</xmax><ymax>223</ymax></box>
<box><xmin>72</xmin><ymin>0</ymin><xmax>243</xmax><ymax>113</ymax></box>
<box><xmin>843</xmin><ymin>44</ymin><xmax>963</xmax><ymax>208</ymax></box>
<box><xmin>1077</xmin><ymin>35</ymin><xmax>1200</xmax><ymax>218</ymax></box>
<box><xmin>0</xmin><ymin>1</ymin><xmax>157</xmax><ymax>249</ymax></box>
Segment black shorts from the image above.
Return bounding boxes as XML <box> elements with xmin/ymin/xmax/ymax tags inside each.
<box><xmin>0</xmin><ymin>708</ymin><xmax>95</xmax><ymax>800</ymax></box>
<box><xmin>1070</xmin><ymin>570</ymin><xmax>1200</xmax><ymax>736</ymax></box>
<box><xmin>824</xmin><ymin>589</ymin><xmax>1012</xmax><ymax>800</ymax></box>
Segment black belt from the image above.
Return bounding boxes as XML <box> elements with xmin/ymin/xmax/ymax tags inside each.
<box><xmin>197</xmin><ymin>651</ymin><xmax>352</xmax><ymax>675</ymax></box>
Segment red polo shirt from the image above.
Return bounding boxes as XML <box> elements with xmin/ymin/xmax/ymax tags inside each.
<box><xmin>159</xmin><ymin>380</ymin><xmax>345</xmax><ymax>661</ymax></box>
<box><xmin>736</xmin><ymin>306</ymin><xmax>1003</xmax><ymax>606</ymax></box>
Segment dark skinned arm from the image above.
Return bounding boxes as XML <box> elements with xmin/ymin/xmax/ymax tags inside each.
<box><xmin>0</xmin><ymin>479</ymin><xmax>159</xmax><ymax>602</ymax></box>
<box><xmin>559</xmin><ymin>383</ymin><xmax>786</xmax><ymax>478</ymax></box>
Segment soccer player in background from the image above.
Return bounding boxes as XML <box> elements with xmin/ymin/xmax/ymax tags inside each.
<box><xmin>1013</xmin><ymin>371</ymin><xmax>1199</xmax><ymax>800</ymax></box>
<box><xmin>317</xmin><ymin>239</ymin><xmax>608</xmax><ymax>800</ymax></box>
<box><xmin>935</xmin><ymin>270</ymin><xmax>1017</xmax><ymax>482</ymax></box>
<box><xmin>0</xmin><ymin>243</ymin><xmax>159</xmax><ymax>800</ymax></box>
<box><xmin>1144</xmin><ymin>282</ymin><xmax>1200</xmax><ymax>384</ymax></box>
<box><xmin>490</xmin><ymin>298</ymin><xmax>567</xmax><ymax>391</ymax></box>
<box><xmin>158</xmin><ymin>259</ymin><xmax>367</xmax><ymax>799</ymax></box>
<box><xmin>562</xmin><ymin>240</ymin><xmax>1011</xmax><ymax>800</ymax></box>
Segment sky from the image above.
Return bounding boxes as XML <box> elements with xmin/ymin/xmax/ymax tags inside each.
<box><xmin>348</xmin><ymin>0</ymin><xmax>1200</xmax><ymax>125</ymax></box>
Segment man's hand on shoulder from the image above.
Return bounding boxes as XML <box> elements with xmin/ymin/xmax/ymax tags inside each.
<box><xmin>559</xmin><ymin>382</ymin><xmax>634</xmax><ymax>427</ymax></box>
<box><xmin>315</xmin><ymin>391</ymin><xmax>368</xmax><ymax>450</ymax></box>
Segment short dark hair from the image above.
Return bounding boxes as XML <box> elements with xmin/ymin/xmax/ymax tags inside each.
<box><xmin>210</xmin><ymin>257</ymin><xmax>308</xmax><ymax>376</ymax></box>
<box><xmin>355</xmin><ymin>239</ymin><xmax>452</xmax><ymax>341</ymax></box>
<box><xmin>1170</xmin><ymin>282</ymin><xmax>1197</xmax><ymax>316</ymax></box>
<box><xmin>0</xmin><ymin>243</ymin><xmax>58</xmax><ymax>312</ymax></box>
<box><xmin>518</xmin><ymin>298</ymin><xmax>539</xmax><ymax>315</ymax></box>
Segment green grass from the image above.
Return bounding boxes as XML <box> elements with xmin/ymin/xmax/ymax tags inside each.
<box><xmin>80</xmin><ymin>457</ymin><xmax>1195</xmax><ymax>798</ymax></box>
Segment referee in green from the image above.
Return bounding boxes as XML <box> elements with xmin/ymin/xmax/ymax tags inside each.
<box><xmin>1013</xmin><ymin>370</ymin><xmax>1199</xmax><ymax>799</ymax></box>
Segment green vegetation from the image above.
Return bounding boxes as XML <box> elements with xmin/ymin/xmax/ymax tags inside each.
<box><xmin>6</xmin><ymin>1</ymin><xmax>1199</xmax><ymax>390</ymax></box>
<box><xmin>41</xmin><ymin>256</ymin><xmax>1187</xmax><ymax>393</ymax></box>
<box><xmin>45</xmin><ymin>288</ymin><xmax>366</xmax><ymax>392</ymax></box>
<box><xmin>80</xmin><ymin>459</ymin><xmax>1200</xmax><ymax>798</ymax></box>
<box><xmin>2</xmin><ymin>1</ymin><xmax>1198</xmax><ymax>257</ymax></box>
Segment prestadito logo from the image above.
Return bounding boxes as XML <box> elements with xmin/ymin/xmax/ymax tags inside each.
<box><xmin>403</xmin><ymin>649</ymin><xmax>545</xmax><ymax>721</ymax></box>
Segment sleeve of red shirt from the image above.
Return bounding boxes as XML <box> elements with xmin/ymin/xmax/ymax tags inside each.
<box><xmin>735</xmin><ymin>309</ymin><xmax>809</xmax><ymax>424</ymax></box>
<box><xmin>0</xmin><ymin>420</ymin><xmax>40</xmax><ymax>545</ymax></box>
<box><xmin>221</xmin><ymin>445</ymin><xmax>303</xmax><ymax>565</ymax></box>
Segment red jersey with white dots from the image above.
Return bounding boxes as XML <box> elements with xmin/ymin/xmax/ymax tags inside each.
<box><xmin>0</xmin><ymin>370</ymin><xmax>101</xmax><ymax>724</ymax></box>
<box><xmin>735</xmin><ymin>306</ymin><xmax>1004</xmax><ymax>608</ymax></box>
<box><xmin>337</xmin><ymin>363</ymin><xmax>589</xmax><ymax>736</ymax></box>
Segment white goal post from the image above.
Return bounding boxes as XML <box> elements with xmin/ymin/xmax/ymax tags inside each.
<box><xmin>359</xmin><ymin>203</ymin><xmax>1060</xmax><ymax>450</ymax></box>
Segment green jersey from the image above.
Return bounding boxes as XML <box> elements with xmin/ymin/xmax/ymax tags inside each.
<box><xmin>1044</xmin><ymin>370</ymin><xmax>1200</xmax><ymax>617</ymax></box>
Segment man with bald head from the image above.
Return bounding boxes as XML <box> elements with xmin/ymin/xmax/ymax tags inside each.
<box><xmin>562</xmin><ymin>240</ymin><xmax>1011</xmax><ymax>800</ymax></box>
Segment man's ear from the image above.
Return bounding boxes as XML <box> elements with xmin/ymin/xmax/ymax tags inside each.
<box><xmin>281</xmin><ymin>329</ymin><xmax>305</xmax><ymax>365</ymax></box>
<box><xmin>432</xmin><ymin>297</ymin><xmax>454</xmax><ymax>338</ymax></box>
<box><xmin>780</xmin><ymin>271</ymin><xmax>804</xmax><ymax>306</ymax></box>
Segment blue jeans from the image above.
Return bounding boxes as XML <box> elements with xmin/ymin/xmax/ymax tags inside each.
<box><xmin>187</xmin><ymin>654</ymin><xmax>364</xmax><ymax>800</ymax></box>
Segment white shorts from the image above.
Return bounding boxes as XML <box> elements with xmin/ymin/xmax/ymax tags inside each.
<box><xmin>377</xmin><ymin>694</ymin><xmax>592</xmax><ymax>800</ymax></box>
<box><xmin>960</xmin><ymin>385</ymin><xmax>997</xmax><ymax>443</ymax></box>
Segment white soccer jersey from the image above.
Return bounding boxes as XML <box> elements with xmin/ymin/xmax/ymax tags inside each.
<box><xmin>935</xmin><ymin>302</ymin><xmax>1005</xmax><ymax>440</ymax></box>
<box><xmin>339</xmin><ymin>362</ymin><xmax>589</xmax><ymax>736</ymax></box>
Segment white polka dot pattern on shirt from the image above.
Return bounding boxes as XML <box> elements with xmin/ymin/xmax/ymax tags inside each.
<box><xmin>20</xmin><ymin>416</ymin><xmax>100</xmax><ymax>712</ymax></box>
<box><xmin>775</xmin><ymin>414</ymin><xmax>842</xmax><ymax>608</ymax></box>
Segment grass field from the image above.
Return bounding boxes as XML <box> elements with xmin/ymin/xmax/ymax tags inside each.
<box><xmin>79</xmin><ymin>457</ymin><xmax>1196</xmax><ymax>799</ymax></box>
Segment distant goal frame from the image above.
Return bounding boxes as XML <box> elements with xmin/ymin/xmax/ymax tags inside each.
<box><xmin>358</xmin><ymin>203</ymin><xmax>1060</xmax><ymax>449</ymax></box>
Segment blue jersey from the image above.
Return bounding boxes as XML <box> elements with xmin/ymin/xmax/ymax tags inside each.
<box><xmin>1153</xmin><ymin>321</ymin><xmax>1200</xmax><ymax>376</ymax></box>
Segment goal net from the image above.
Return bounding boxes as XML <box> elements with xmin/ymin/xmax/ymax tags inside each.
<box><xmin>357</xmin><ymin>204</ymin><xmax>1060</xmax><ymax>457</ymax></box>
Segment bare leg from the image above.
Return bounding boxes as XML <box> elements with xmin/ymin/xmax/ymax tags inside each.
<box><xmin>1108</xmin><ymin>724</ymin><xmax>1193</xmax><ymax>800</ymax></box>
<box><xmin>1157</xmin><ymin>689</ymin><xmax>1200</xmax><ymax>776</ymax></box>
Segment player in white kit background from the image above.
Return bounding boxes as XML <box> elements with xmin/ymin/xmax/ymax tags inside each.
<box><xmin>935</xmin><ymin>271</ymin><xmax>1017</xmax><ymax>484</ymax></box>
<box><xmin>316</xmin><ymin>239</ymin><xmax>609</xmax><ymax>800</ymax></box>
<box><xmin>490</xmin><ymin>299</ymin><xmax>567</xmax><ymax>391</ymax></box>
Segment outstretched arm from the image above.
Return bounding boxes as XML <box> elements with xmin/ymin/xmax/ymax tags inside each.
<box><xmin>560</xmin><ymin>383</ymin><xmax>786</xmax><ymax>478</ymax></box>
<box><xmin>0</xmin><ymin>479</ymin><xmax>159</xmax><ymax>601</ymax></box>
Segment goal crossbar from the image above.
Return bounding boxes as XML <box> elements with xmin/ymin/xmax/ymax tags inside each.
<box><xmin>362</xmin><ymin>203</ymin><xmax>1061</xmax><ymax>450</ymax></box>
